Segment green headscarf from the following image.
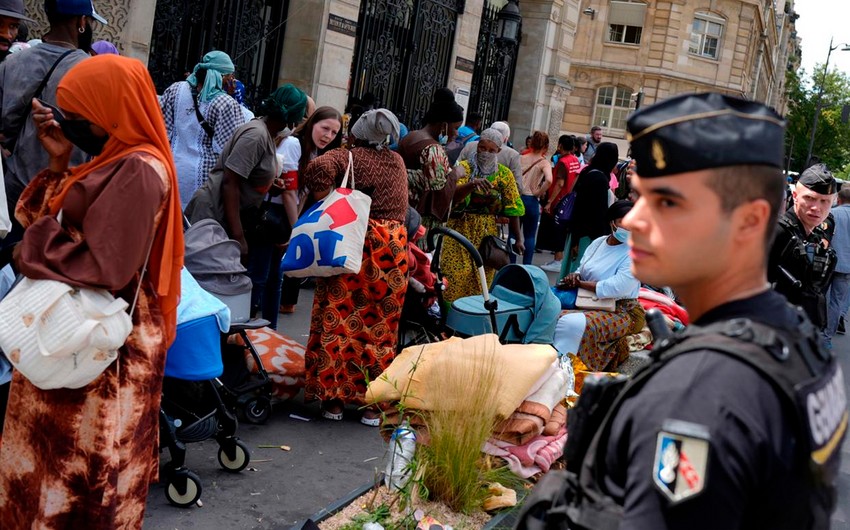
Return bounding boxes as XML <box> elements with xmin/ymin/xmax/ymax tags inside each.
<box><xmin>258</xmin><ymin>84</ymin><xmax>308</xmax><ymax>125</ymax></box>
<box><xmin>186</xmin><ymin>51</ymin><xmax>235</xmax><ymax>103</ymax></box>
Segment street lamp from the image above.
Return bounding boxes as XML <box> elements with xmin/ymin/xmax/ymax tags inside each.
<box><xmin>496</xmin><ymin>0</ymin><xmax>522</xmax><ymax>44</ymax></box>
<box><xmin>806</xmin><ymin>37</ymin><xmax>850</xmax><ymax>167</ymax></box>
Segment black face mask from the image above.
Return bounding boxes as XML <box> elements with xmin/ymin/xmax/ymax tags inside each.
<box><xmin>60</xmin><ymin>119</ymin><xmax>108</xmax><ymax>156</ymax></box>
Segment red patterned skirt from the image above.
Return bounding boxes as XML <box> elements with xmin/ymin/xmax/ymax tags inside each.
<box><xmin>305</xmin><ymin>219</ymin><xmax>408</xmax><ymax>405</ymax></box>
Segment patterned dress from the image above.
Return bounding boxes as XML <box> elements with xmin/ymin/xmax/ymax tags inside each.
<box><xmin>0</xmin><ymin>153</ymin><xmax>171</xmax><ymax>529</ymax></box>
<box><xmin>301</xmin><ymin>147</ymin><xmax>409</xmax><ymax>405</ymax></box>
<box><xmin>564</xmin><ymin>300</ymin><xmax>646</xmax><ymax>371</ymax></box>
<box><xmin>443</xmin><ymin>160</ymin><xmax>524</xmax><ymax>303</ymax></box>
<box><xmin>398</xmin><ymin>133</ymin><xmax>454</xmax><ymax>249</ymax></box>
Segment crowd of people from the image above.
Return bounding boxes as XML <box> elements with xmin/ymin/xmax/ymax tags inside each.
<box><xmin>0</xmin><ymin>1</ymin><xmax>845</xmax><ymax>528</ymax></box>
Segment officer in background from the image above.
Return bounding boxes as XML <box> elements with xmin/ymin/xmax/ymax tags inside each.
<box><xmin>516</xmin><ymin>93</ymin><xmax>846</xmax><ymax>530</ymax></box>
<box><xmin>768</xmin><ymin>163</ymin><xmax>838</xmax><ymax>334</ymax></box>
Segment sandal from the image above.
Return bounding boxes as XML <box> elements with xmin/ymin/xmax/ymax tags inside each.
<box><xmin>360</xmin><ymin>408</ymin><xmax>381</xmax><ymax>427</ymax></box>
<box><xmin>322</xmin><ymin>409</ymin><xmax>343</xmax><ymax>421</ymax></box>
<box><xmin>321</xmin><ymin>399</ymin><xmax>343</xmax><ymax>421</ymax></box>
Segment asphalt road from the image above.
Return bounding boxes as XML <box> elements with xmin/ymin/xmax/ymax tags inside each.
<box><xmin>142</xmin><ymin>254</ymin><xmax>850</xmax><ymax>529</ymax></box>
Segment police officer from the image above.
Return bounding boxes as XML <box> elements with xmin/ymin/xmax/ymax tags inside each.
<box><xmin>516</xmin><ymin>93</ymin><xmax>847</xmax><ymax>530</ymax></box>
<box><xmin>768</xmin><ymin>163</ymin><xmax>838</xmax><ymax>332</ymax></box>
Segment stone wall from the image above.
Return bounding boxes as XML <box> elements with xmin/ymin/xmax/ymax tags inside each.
<box><xmin>562</xmin><ymin>0</ymin><xmax>785</xmax><ymax>140</ymax></box>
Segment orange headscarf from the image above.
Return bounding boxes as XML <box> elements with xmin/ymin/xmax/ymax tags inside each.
<box><xmin>52</xmin><ymin>55</ymin><xmax>184</xmax><ymax>345</ymax></box>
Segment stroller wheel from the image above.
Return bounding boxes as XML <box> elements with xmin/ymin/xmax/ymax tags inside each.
<box><xmin>164</xmin><ymin>470</ymin><xmax>202</xmax><ymax>507</ymax></box>
<box><xmin>243</xmin><ymin>396</ymin><xmax>271</xmax><ymax>424</ymax></box>
<box><xmin>218</xmin><ymin>439</ymin><xmax>251</xmax><ymax>473</ymax></box>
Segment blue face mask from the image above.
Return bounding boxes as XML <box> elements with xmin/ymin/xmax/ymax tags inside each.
<box><xmin>438</xmin><ymin>133</ymin><xmax>448</xmax><ymax>146</ymax></box>
<box><xmin>613</xmin><ymin>226</ymin><xmax>630</xmax><ymax>243</ymax></box>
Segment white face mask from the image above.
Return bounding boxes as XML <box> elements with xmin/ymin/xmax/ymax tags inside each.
<box><xmin>612</xmin><ymin>225</ymin><xmax>630</xmax><ymax>243</ymax></box>
<box><xmin>475</xmin><ymin>151</ymin><xmax>498</xmax><ymax>175</ymax></box>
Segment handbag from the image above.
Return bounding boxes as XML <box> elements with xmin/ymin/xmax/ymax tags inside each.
<box><xmin>281</xmin><ymin>151</ymin><xmax>372</xmax><ymax>278</ymax></box>
<box><xmin>478</xmin><ymin>234</ymin><xmax>513</xmax><ymax>270</ymax></box>
<box><xmin>575</xmin><ymin>287</ymin><xmax>616</xmax><ymax>312</ymax></box>
<box><xmin>0</xmin><ymin>212</ymin><xmax>152</xmax><ymax>390</ymax></box>
<box><xmin>251</xmin><ymin>199</ymin><xmax>291</xmax><ymax>244</ymax></box>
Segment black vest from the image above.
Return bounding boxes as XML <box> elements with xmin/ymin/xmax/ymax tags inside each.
<box><xmin>516</xmin><ymin>311</ymin><xmax>847</xmax><ymax>530</ymax></box>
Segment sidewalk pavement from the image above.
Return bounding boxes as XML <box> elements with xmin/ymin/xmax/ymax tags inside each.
<box><xmin>143</xmin><ymin>250</ymin><xmax>850</xmax><ymax>529</ymax></box>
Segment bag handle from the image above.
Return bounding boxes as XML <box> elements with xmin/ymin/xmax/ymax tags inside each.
<box><xmin>37</xmin><ymin>317</ymin><xmax>102</xmax><ymax>358</ymax></box>
<box><xmin>57</xmin><ymin>209</ymin><xmax>153</xmax><ymax>320</ymax></box>
<box><xmin>340</xmin><ymin>150</ymin><xmax>355</xmax><ymax>190</ymax></box>
<box><xmin>522</xmin><ymin>157</ymin><xmax>546</xmax><ymax>177</ymax></box>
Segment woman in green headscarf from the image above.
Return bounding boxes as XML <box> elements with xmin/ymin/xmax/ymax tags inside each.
<box><xmin>159</xmin><ymin>50</ymin><xmax>247</xmax><ymax>206</ymax></box>
<box><xmin>185</xmin><ymin>83</ymin><xmax>309</xmax><ymax>323</ymax></box>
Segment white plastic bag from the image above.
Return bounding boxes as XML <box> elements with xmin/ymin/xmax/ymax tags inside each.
<box><xmin>281</xmin><ymin>151</ymin><xmax>372</xmax><ymax>278</ymax></box>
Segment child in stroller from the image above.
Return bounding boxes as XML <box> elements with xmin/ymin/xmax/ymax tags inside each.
<box><xmin>397</xmin><ymin>208</ymin><xmax>445</xmax><ymax>349</ymax></box>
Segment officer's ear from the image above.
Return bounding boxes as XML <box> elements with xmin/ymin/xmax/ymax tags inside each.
<box><xmin>732</xmin><ymin>198</ymin><xmax>771</xmax><ymax>244</ymax></box>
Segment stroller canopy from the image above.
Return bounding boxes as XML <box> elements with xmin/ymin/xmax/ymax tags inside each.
<box><xmin>491</xmin><ymin>265</ymin><xmax>561</xmax><ymax>344</ymax></box>
<box><xmin>184</xmin><ymin>219</ymin><xmax>252</xmax><ymax>296</ymax></box>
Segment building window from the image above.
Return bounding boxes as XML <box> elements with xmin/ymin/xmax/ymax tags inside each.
<box><xmin>607</xmin><ymin>1</ymin><xmax>646</xmax><ymax>45</ymax></box>
<box><xmin>689</xmin><ymin>13</ymin><xmax>724</xmax><ymax>59</ymax></box>
<box><xmin>594</xmin><ymin>86</ymin><xmax>632</xmax><ymax>133</ymax></box>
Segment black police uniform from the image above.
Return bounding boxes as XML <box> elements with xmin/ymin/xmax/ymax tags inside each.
<box><xmin>768</xmin><ymin>208</ymin><xmax>836</xmax><ymax>329</ymax></box>
<box><xmin>515</xmin><ymin>93</ymin><xmax>847</xmax><ymax>530</ymax></box>
<box><xmin>602</xmin><ymin>291</ymin><xmax>838</xmax><ymax>529</ymax></box>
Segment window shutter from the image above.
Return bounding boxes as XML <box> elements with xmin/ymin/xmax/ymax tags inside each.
<box><xmin>608</xmin><ymin>1</ymin><xmax>647</xmax><ymax>27</ymax></box>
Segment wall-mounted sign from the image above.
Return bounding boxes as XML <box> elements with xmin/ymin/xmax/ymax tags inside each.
<box><xmin>455</xmin><ymin>56</ymin><xmax>475</xmax><ymax>74</ymax></box>
<box><xmin>327</xmin><ymin>14</ymin><xmax>357</xmax><ymax>37</ymax></box>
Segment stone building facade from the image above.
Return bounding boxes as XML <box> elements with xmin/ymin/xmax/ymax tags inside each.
<box><xmin>22</xmin><ymin>0</ymin><xmax>582</xmax><ymax>149</ymax></box>
<box><xmin>561</xmin><ymin>0</ymin><xmax>798</xmax><ymax>151</ymax></box>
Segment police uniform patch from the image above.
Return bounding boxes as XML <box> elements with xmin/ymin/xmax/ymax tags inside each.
<box><xmin>799</xmin><ymin>361</ymin><xmax>848</xmax><ymax>466</ymax></box>
<box><xmin>653</xmin><ymin>420</ymin><xmax>710</xmax><ymax>504</ymax></box>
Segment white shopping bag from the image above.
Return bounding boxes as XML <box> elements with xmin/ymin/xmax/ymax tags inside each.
<box><xmin>281</xmin><ymin>151</ymin><xmax>372</xmax><ymax>278</ymax></box>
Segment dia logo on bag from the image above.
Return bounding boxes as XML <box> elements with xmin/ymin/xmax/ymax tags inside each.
<box><xmin>280</xmin><ymin>153</ymin><xmax>372</xmax><ymax>279</ymax></box>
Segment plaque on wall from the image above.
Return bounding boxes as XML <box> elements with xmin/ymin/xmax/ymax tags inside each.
<box><xmin>327</xmin><ymin>14</ymin><xmax>357</xmax><ymax>37</ymax></box>
<box><xmin>455</xmin><ymin>56</ymin><xmax>475</xmax><ymax>74</ymax></box>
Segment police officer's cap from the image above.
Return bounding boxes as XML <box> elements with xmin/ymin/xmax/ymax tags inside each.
<box><xmin>797</xmin><ymin>164</ymin><xmax>838</xmax><ymax>195</ymax></box>
<box><xmin>626</xmin><ymin>92</ymin><xmax>785</xmax><ymax>178</ymax></box>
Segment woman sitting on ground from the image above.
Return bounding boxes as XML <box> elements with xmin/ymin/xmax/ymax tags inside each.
<box><xmin>301</xmin><ymin>109</ymin><xmax>409</xmax><ymax>426</ymax></box>
<box><xmin>552</xmin><ymin>200</ymin><xmax>645</xmax><ymax>372</ymax></box>
<box><xmin>442</xmin><ymin>127</ymin><xmax>525</xmax><ymax>303</ymax></box>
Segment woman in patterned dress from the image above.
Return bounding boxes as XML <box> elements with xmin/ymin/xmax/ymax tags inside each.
<box><xmin>442</xmin><ymin>128</ymin><xmax>525</xmax><ymax>303</ymax></box>
<box><xmin>302</xmin><ymin>109</ymin><xmax>409</xmax><ymax>425</ymax></box>
<box><xmin>0</xmin><ymin>55</ymin><xmax>183</xmax><ymax>529</ymax></box>
<box><xmin>552</xmin><ymin>200</ymin><xmax>645</xmax><ymax>371</ymax></box>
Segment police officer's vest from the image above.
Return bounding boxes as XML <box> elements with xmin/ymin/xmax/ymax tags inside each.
<box><xmin>516</xmin><ymin>310</ymin><xmax>847</xmax><ymax>530</ymax></box>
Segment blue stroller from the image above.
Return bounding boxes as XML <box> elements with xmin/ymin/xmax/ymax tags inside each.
<box><xmin>158</xmin><ymin>269</ymin><xmax>254</xmax><ymax>507</ymax></box>
<box><xmin>427</xmin><ymin>226</ymin><xmax>561</xmax><ymax>344</ymax></box>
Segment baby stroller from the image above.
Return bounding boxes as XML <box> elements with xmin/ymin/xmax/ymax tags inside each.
<box><xmin>159</xmin><ymin>269</ymin><xmax>252</xmax><ymax>507</ymax></box>
<box><xmin>183</xmin><ymin>219</ymin><xmax>274</xmax><ymax>423</ymax></box>
<box><xmin>397</xmin><ymin>208</ymin><xmax>444</xmax><ymax>349</ymax></box>
<box><xmin>427</xmin><ymin>226</ymin><xmax>560</xmax><ymax>344</ymax></box>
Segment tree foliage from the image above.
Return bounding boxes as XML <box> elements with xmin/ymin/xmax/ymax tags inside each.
<box><xmin>784</xmin><ymin>64</ymin><xmax>850</xmax><ymax>174</ymax></box>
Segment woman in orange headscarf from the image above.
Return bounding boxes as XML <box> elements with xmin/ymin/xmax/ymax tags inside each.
<box><xmin>0</xmin><ymin>55</ymin><xmax>182</xmax><ymax>529</ymax></box>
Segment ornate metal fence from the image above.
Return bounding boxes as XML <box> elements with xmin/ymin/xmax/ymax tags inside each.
<box><xmin>349</xmin><ymin>0</ymin><xmax>464</xmax><ymax>128</ymax></box>
<box><xmin>468</xmin><ymin>1</ymin><xmax>521</xmax><ymax>126</ymax></box>
<box><xmin>147</xmin><ymin>0</ymin><xmax>288</xmax><ymax>109</ymax></box>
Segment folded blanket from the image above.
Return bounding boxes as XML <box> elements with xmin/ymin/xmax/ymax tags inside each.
<box><xmin>177</xmin><ymin>268</ymin><xmax>231</xmax><ymax>331</ymax></box>
<box><xmin>493</xmin><ymin>361</ymin><xmax>569</xmax><ymax>445</ymax></box>
<box><xmin>484</xmin><ymin>425</ymin><xmax>568</xmax><ymax>478</ymax></box>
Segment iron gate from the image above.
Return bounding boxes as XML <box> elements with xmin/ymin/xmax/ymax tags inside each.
<box><xmin>468</xmin><ymin>1</ymin><xmax>521</xmax><ymax>126</ymax></box>
<box><xmin>147</xmin><ymin>0</ymin><xmax>289</xmax><ymax>110</ymax></box>
<box><xmin>349</xmin><ymin>0</ymin><xmax>464</xmax><ymax>129</ymax></box>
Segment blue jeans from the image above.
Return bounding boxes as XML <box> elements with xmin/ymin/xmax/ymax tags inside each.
<box><xmin>247</xmin><ymin>241</ymin><xmax>282</xmax><ymax>329</ymax></box>
<box><xmin>826</xmin><ymin>272</ymin><xmax>850</xmax><ymax>338</ymax></box>
<box><xmin>519</xmin><ymin>195</ymin><xmax>541</xmax><ymax>265</ymax></box>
